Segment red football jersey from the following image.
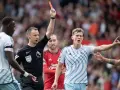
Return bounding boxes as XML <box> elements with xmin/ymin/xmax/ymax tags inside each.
<box><xmin>43</xmin><ymin>49</ymin><xmax>64</xmax><ymax>90</ymax></box>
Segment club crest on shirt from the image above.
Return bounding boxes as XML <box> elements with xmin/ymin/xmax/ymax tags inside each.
<box><xmin>36</xmin><ymin>51</ymin><xmax>41</xmax><ymax>58</ymax></box>
<box><xmin>25</xmin><ymin>55</ymin><xmax>32</xmax><ymax>63</ymax></box>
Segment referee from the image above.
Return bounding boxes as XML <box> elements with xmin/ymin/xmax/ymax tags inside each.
<box><xmin>15</xmin><ymin>8</ymin><xmax>56</xmax><ymax>90</ymax></box>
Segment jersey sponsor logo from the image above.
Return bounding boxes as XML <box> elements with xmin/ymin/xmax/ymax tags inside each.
<box><xmin>49</xmin><ymin>64</ymin><xmax>57</xmax><ymax>70</ymax></box>
<box><xmin>36</xmin><ymin>51</ymin><xmax>41</xmax><ymax>58</ymax></box>
<box><xmin>25</xmin><ymin>55</ymin><xmax>32</xmax><ymax>63</ymax></box>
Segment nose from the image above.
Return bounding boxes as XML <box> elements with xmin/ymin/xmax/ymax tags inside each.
<box><xmin>77</xmin><ymin>36</ymin><xmax>81</xmax><ymax>38</ymax></box>
<box><xmin>78</xmin><ymin>35</ymin><xmax>83</xmax><ymax>38</ymax></box>
<box><xmin>51</xmin><ymin>41</ymin><xmax>54</xmax><ymax>44</ymax></box>
<box><xmin>37</xmin><ymin>35</ymin><xmax>40</xmax><ymax>37</ymax></box>
<box><xmin>51</xmin><ymin>41</ymin><xmax>55</xmax><ymax>44</ymax></box>
<box><xmin>36</xmin><ymin>36</ymin><xmax>39</xmax><ymax>39</ymax></box>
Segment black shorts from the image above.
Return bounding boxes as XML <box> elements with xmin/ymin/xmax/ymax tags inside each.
<box><xmin>20</xmin><ymin>76</ymin><xmax>44</xmax><ymax>90</ymax></box>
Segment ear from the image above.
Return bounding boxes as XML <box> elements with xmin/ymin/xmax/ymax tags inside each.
<box><xmin>71</xmin><ymin>35</ymin><xmax>73</xmax><ymax>40</ymax></box>
<box><xmin>26</xmin><ymin>34</ymin><xmax>30</xmax><ymax>39</ymax></box>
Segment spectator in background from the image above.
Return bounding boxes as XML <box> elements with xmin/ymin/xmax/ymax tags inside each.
<box><xmin>94</xmin><ymin>51</ymin><xmax>120</xmax><ymax>90</ymax></box>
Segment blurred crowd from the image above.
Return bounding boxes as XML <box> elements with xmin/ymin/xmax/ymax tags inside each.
<box><xmin>0</xmin><ymin>0</ymin><xmax>120</xmax><ymax>90</ymax></box>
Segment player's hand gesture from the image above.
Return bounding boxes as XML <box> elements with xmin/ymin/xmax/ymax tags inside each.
<box><xmin>51</xmin><ymin>81</ymin><xmax>58</xmax><ymax>90</ymax></box>
<box><xmin>28</xmin><ymin>73</ymin><xmax>38</xmax><ymax>82</ymax></box>
<box><xmin>50</xmin><ymin>8</ymin><xmax>56</xmax><ymax>18</ymax></box>
<box><xmin>113</xmin><ymin>36</ymin><xmax>120</xmax><ymax>45</ymax></box>
<box><xmin>94</xmin><ymin>52</ymin><xmax>105</xmax><ymax>62</ymax></box>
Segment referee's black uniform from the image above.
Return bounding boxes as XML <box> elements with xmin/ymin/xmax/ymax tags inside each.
<box><xmin>15</xmin><ymin>35</ymin><xmax>49</xmax><ymax>90</ymax></box>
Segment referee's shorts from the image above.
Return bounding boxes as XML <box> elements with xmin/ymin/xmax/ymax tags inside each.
<box><xmin>20</xmin><ymin>76</ymin><xmax>44</xmax><ymax>90</ymax></box>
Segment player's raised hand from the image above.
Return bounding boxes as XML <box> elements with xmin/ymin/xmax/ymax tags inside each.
<box><xmin>50</xmin><ymin>8</ymin><xmax>56</xmax><ymax>18</ymax></box>
<box><xmin>113</xmin><ymin>36</ymin><xmax>120</xmax><ymax>45</ymax></box>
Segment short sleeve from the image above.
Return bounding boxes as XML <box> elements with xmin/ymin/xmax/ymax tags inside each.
<box><xmin>58</xmin><ymin>47</ymin><xmax>67</xmax><ymax>64</ymax></box>
<box><xmin>36</xmin><ymin>35</ymin><xmax>49</xmax><ymax>49</ymax></box>
<box><xmin>87</xmin><ymin>45</ymin><xmax>95</xmax><ymax>54</ymax></box>
<box><xmin>4</xmin><ymin>37</ymin><xmax>14</xmax><ymax>52</ymax></box>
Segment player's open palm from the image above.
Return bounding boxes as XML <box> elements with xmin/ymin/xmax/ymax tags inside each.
<box><xmin>51</xmin><ymin>82</ymin><xmax>58</xmax><ymax>90</ymax></box>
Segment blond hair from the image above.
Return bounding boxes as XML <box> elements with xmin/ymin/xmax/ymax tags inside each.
<box><xmin>72</xmin><ymin>28</ymin><xmax>84</xmax><ymax>35</ymax></box>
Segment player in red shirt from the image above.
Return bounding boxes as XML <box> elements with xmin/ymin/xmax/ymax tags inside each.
<box><xmin>43</xmin><ymin>34</ymin><xmax>65</xmax><ymax>90</ymax></box>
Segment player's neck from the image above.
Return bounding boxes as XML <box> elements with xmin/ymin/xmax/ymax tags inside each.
<box><xmin>72</xmin><ymin>44</ymin><xmax>81</xmax><ymax>49</ymax></box>
<box><xmin>28</xmin><ymin>42</ymin><xmax>36</xmax><ymax>47</ymax></box>
<box><xmin>49</xmin><ymin>48</ymin><xmax>59</xmax><ymax>53</ymax></box>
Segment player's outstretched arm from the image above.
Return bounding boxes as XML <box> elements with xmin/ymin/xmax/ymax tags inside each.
<box><xmin>46</xmin><ymin>8</ymin><xmax>56</xmax><ymax>38</ymax></box>
<box><xmin>94</xmin><ymin>36</ymin><xmax>120</xmax><ymax>52</ymax></box>
<box><xmin>5</xmin><ymin>51</ymin><xmax>37</xmax><ymax>82</ymax></box>
<box><xmin>94</xmin><ymin>52</ymin><xmax>120</xmax><ymax>65</ymax></box>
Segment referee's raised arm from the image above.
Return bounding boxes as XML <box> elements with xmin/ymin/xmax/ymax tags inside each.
<box><xmin>46</xmin><ymin>8</ymin><xmax>56</xmax><ymax>39</ymax></box>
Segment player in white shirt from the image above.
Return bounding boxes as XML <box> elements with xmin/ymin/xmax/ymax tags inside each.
<box><xmin>0</xmin><ymin>17</ymin><xmax>37</xmax><ymax>90</ymax></box>
<box><xmin>52</xmin><ymin>28</ymin><xmax>120</xmax><ymax>90</ymax></box>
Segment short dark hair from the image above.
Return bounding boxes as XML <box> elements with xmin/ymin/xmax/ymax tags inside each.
<box><xmin>1</xmin><ymin>17</ymin><xmax>14</xmax><ymax>26</ymax></box>
<box><xmin>72</xmin><ymin>28</ymin><xmax>84</xmax><ymax>35</ymax></box>
<box><xmin>26</xmin><ymin>27</ymin><xmax>38</xmax><ymax>35</ymax></box>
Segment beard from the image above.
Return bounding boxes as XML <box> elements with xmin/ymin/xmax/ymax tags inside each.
<box><xmin>50</xmin><ymin>45</ymin><xmax>57</xmax><ymax>50</ymax></box>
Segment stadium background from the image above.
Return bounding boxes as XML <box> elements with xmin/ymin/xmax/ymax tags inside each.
<box><xmin>0</xmin><ymin>0</ymin><xmax>120</xmax><ymax>90</ymax></box>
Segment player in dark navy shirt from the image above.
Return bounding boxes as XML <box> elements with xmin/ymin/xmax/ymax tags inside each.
<box><xmin>15</xmin><ymin>8</ymin><xmax>56</xmax><ymax>90</ymax></box>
